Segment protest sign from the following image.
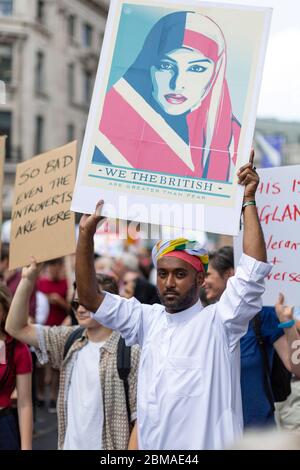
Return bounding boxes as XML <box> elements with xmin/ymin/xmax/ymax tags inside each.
<box><xmin>0</xmin><ymin>136</ymin><xmax>5</xmax><ymax>254</ymax></box>
<box><xmin>9</xmin><ymin>142</ymin><xmax>77</xmax><ymax>270</ymax></box>
<box><xmin>72</xmin><ymin>0</ymin><xmax>272</xmax><ymax>235</ymax></box>
<box><xmin>234</xmin><ymin>165</ymin><xmax>300</xmax><ymax>305</ymax></box>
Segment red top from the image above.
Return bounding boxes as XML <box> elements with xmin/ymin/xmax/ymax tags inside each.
<box><xmin>37</xmin><ymin>278</ymin><xmax>68</xmax><ymax>326</ymax></box>
<box><xmin>0</xmin><ymin>336</ymin><xmax>32</xmax><ymax>408</ymax></box>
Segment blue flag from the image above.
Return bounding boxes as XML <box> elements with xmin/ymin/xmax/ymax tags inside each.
<box><xmin>255</xmin><ymin>133</ymin><xmax>284</xmax><ymax>168</ymax></box>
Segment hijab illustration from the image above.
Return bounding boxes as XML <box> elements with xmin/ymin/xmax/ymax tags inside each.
<box><xmin>93</xmin><ymin>11</ymin><xmax>241</xmax><ymax>182</ymax></box>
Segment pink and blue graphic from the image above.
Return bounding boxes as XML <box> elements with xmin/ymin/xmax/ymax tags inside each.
<box><xmin>93</xmin><ymin>10</ymin><xmax>241</xmax><ymax>182</ymax></box>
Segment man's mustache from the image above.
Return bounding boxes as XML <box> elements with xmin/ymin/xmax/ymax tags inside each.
<box><xmin>163</xmin><ymin>290</ymin><xmax>179</xmax><ymax>295</ymax></box>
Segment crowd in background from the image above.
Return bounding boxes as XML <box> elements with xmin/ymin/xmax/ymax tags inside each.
<box><xmin>0</xmin><ymin>232</ymin><xmax>300</xmax><ymax>450</ymax></box>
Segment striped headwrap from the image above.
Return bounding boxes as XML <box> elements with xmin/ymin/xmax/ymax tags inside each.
<box><xmin>152</xmin><ymin>239</ymin><xmax>209</xmax><ymax>273</ymax></box>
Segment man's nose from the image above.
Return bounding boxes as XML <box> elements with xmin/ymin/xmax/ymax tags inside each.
<box><xmin>165</xmin><ymin>274</ymin><xmax>176</xmax><ymax>288</ymax></box>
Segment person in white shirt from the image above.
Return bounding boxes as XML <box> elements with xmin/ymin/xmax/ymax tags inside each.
<box><xmin>75</xmin><ymin>151</ymin><xmax>272</xmax><ymax>450</ymax></box>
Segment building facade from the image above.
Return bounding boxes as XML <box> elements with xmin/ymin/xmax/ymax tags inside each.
<box><xmin>0</xmin><ymin>0</ymin><xmax>108</xmax><ymax>217</ymax></box>
<box><xmin>255</xmin><ymin>118</ymin><xmax>300</xmax><ymax>167</ymax></box>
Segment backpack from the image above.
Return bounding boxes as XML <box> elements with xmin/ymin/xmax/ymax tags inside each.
<box><xmin>252</xmin><ymin>314</ymin><xmax>291</xmax><ymax>410</ymax></box>
<box><xmin>63</xmin><ymin>328</ymin><xmax>132</xmax><ymax>423</ymax></box>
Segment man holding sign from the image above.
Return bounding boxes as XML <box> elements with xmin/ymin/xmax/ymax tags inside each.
<box><xmin>75</xmin><ymin>152</ymin><xmax>273</xmax><ymax>449</ymax></box>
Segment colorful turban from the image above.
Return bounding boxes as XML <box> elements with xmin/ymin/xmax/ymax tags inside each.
<box><xmin>152</xmin><ymin>239</ymin><xmax>209</xmax><ymax>273</ymax></box>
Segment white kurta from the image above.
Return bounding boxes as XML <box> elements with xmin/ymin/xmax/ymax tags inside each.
<box><xmin>94</xmin><ymin>254</ymin><xmax>271</xmax><ymax>450</ymax></box>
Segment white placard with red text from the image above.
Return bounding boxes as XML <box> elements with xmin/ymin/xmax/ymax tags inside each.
<box><xmin>234</xmin><ymin>165</ymin><xmax>300</xmax><ymax>306</ymax></box>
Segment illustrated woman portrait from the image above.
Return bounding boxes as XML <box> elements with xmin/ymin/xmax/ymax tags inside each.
<box><xmin>93</xmin><ymin>11</ymin><xmax>241</xmax><ymax>182</ymax></box>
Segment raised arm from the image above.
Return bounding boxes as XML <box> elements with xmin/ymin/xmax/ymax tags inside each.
<box><xmin>5</xmin><ymin>259</ymin><xmax>40</xmax><ymax>348</ymax></box>
<box><xmin>75</xmin><ymin>200</ymin><xmax>106</xmax><ymax>312</ymax></box>
<box><xmin>76</xmin><ymin>201</ymin><xmax>153</xmax><ymax>346</ymax></box>
<box><xmin>238</xmin><ymin>149</ymin><xmax>267</xmax><ymax>262</ymax></box>
<box><xmin>216</xmin><ymin>151</ymin><xmax>271</xmax><ymax>348</ymax></box>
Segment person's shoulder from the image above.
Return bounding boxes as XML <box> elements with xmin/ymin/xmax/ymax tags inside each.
<box><xmin>14</xmin><ymin>339</ymin><xmax>31</xmax><ymax>354</ymax></box>
<box><xmin>259</xmin><ymin>307</ymin><xmax>282</xmax><ymax>339</ymax></box>
<box><xmin>13</xmin><ymin>339</ymin><xmax>32</xmax><ymax>369</ymax></box>
<box><xmin>201</xmin><ymin>302</ymin><xmax>217</xmax><ymax>316</ymax></box>
<box><xmin>43</xmin><ymin>324</ymin><xmax>78</xmax><ymax>343</ymax></box>
<box><xmin>142</xmin><ymin>301</ymin><xmax>163</xmax><ymax>310</ymax></box>
<box><xmin>260</xmin><ymin>307</ymin><xmax>278</xmax><ymax>325</ymax></box>
<box><xmin>141</xmin><ymin>301</ymin><xmax>164</xmax><ymax>319</ymax></box>
<box><xmin>124</xmin><ymin>294</ymin><xmax>163</xmax><ymax>314</ymax></box>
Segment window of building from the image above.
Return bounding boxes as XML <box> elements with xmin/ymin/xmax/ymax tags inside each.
<box><xmin>68</xmin><ymin>14</ymin><xmax>76</xmax><ymax>41</ymax></box>
<box><xmin>68</xmin><ymin>63</ymin><xmax>75</xmax><ymax>103</ymax></box>
<box><xmin>0</xmin><ymin>0</ymin><xmax>13</xmax><ymax>15</ymax></box>
<box><xmin>0</xmin><ymin>111</ymin><xmax>12</xmax><ymax>159</ymax></box>
<box><xmin>36</xmin><ymin>0</ymin><xmax>45</xmax><ymax>23</ymax></box>
<box><xmin>67</xmin><ymin>123</ymin><xmax>75</xmax><ymax>142</ymax></box>
<box><xmin>0</xmin><ymin>44</ymin><xmax>12</xmax><ymax>83</ymax></box>
<box><xmin>83</xmin><ymin>69</ymin><xmax>93</xmax><ymax>103</ymax></box>
<box><xmin>82</xmin><ymin>23</ymin><xmax>93</xmax><ymax>47</ymax></box>
<box><xmin>35</xmin><ymin>115</ymin><xmax>44</xmax><ymax>155</ymax></box>
<box><xmin>35</xmin><ymin>51</ymin><xmax>45</xmax><ymax>94</ymax></box>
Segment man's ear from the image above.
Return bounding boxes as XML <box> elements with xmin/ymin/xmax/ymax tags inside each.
<box><xmin>197</xmin><ymin>272</ymin><xmax>205</xmax><ymax>286</ymax></box>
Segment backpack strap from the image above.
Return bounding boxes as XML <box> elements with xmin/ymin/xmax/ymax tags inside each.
<box><xmin>117</xmin><ymin>336</ymin><xmax>131</xmax><ymax>424</ymax></box>
<box><xmin>252</xmin><ymin>314</ymin><xmax>275</xmax><ymax>412</ymax></box>
<box><xmin>63</xmin><ymin>327</ymin><xmax>85</xmax><ymax>360</ymax></box>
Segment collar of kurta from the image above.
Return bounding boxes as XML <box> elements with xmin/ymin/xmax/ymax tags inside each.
<box><xmin>164</xmin><ymin>299</ymin><xmax>203</xmax><ymax>325</ymax></box>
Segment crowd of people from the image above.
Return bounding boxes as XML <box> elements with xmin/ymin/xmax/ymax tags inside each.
<box><xmin>0</xmin><ymin>156</ymin><xmax>300</xmax><ymax>450</ymax></box>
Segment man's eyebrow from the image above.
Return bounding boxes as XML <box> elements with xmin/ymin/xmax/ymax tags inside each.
<box><xmin>158</xmin><ymin>267</ymin><xmax>188</xmax><ymax>272</ymax></box>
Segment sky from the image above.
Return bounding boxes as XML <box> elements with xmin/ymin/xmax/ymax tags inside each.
<box><xmin>206</xmin><ymin>0</ymin><xmax>300</xmax><ymax>122</ymax></box>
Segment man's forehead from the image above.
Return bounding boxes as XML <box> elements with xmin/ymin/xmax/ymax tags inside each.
<box><xmin>157</xmin><ymin>256</ymin><xmax>193</xmax><ymax>271</ymax></box>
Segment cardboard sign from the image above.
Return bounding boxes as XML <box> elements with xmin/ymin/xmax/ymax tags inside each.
<box><xmin>234</xmin><ymin>165</ymin><xmax>300</xmax><ymax>305</ymax></box>
<box><xmin>71</xmin><ymin>0</ymin><xmax>272</xmax><ymax>236</ymax></box>
<box><xmin>9</xmin><ymin>142</ymin><xmax>77</xmax><ymax>270</ymax></box>
<box><xmin>0</xmin><ymin>136</ymin><xmax>5</xmax><ymax>255</ymax></box>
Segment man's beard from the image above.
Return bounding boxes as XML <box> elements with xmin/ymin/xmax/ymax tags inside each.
<box><xmin>157</xmin><ymin>280</ymin><xmax>198</xmax><ymax>313</ymax></box>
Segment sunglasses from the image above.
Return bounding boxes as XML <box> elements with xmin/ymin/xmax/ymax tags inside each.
<box><xmin>71</xmin><ymin>300</ymin><xmax>80</xmax><ymax>312</ymax></box>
